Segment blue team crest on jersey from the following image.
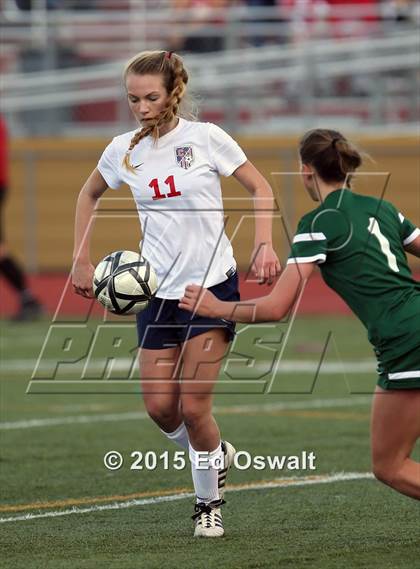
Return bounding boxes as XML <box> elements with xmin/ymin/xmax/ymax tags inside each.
<box><xmin>175</xmin><ymin>145</ymin><xmax>194</xmax><ymax>170</ymax></box>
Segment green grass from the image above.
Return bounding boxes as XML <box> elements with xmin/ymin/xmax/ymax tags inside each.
<box><xmin>1</xmin><ymin>316</ymin><xmax>419</xmax><ymax>569</ymax></box>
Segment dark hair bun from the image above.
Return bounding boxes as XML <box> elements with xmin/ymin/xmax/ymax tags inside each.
<box><xmin>299</xmin><ymin>129</ymin><xmax>362</xmax><ymax>185</ymax></box>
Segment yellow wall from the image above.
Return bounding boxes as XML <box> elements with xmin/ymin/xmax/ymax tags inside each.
<box><xmin>7</xmin><ymin>135</ymin><xmax>420</xmax><ymax>271</ymax></box>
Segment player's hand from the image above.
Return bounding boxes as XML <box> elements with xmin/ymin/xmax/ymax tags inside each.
<box><xmin>251</xmin><ymin>243</ymin><xmax>281</xmax><ymax>285</ymax></box>
<box><xmin>179</xmin><ymin>285</ymin><xmax>222</xmax><ymax>318</ymax></box>
<box><xmin>72</xmin><ymin>261</ymin><xmax>95</xmax><ymax>298</ymax></box>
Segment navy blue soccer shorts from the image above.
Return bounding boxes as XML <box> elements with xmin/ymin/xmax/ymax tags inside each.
<box><xmin>136</xmin><ymin>271</ymin><xmax>240</xmax><ymax>350</ymax></box>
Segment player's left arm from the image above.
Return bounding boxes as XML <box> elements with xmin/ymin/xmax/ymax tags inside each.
<box><xmin>398</xmin><ymin>210</ymin><xmax>420</xmax><ymax>258</ymax></box>
<box><xmin>179</xmin><ymin>262</ymin><xmax>315</xmax><ymax>322</ymax></box>
<box><xmin>404</xmin><ymin>234</ymin><xmax>420</xmax><ymax>258</ymax></box>
<box><xmin>232</xmin><ymin>160</ymin><xmax>281</xmax><ymax>284</ymax></box>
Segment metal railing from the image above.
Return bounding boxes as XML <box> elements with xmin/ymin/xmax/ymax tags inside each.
<box><xmin>1</xmin><ymin>3</ymin><xmax>419</xmax><ymax>135</ymax></box>
<box><xmin>2</xmin><ymin>4</ymin><xmax>419</xmax><ymax>56</ymax></box>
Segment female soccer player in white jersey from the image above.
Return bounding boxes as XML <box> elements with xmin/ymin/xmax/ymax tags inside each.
<box><xmin>180</xmin><ymin>128</ymin><xmax>420</xmax><ymax>501</ymax></box>
<box><xmin>72</xmin><ymin>50</ymin><xmax>281</xmax><ymax>536</ymax></box>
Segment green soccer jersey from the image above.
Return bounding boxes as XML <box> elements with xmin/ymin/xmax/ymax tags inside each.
<box><xmin>288</xmin><ymin>188</ymin><xmax>420</xmax><ymax>363</ymax></box>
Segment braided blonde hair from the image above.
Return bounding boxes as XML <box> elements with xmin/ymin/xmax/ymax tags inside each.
<box><xmin>122</xmin><ymin>51</ymin><xmax>190</xmax><ymax>172</ymax></box>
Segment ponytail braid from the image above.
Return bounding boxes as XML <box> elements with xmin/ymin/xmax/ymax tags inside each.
<box><xmin>122</xmin><ymin>127</ymin><xmax>153</xmax><ymax>172</ymax></box>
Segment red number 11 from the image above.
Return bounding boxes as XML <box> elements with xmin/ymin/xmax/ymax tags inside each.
<box><xmin>149</xmin><ymin>175</ymin><xmax>181</xmax><ymax>201</ymax></box>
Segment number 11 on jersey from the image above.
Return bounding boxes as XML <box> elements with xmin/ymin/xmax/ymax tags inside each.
<box><xmin>149</xmin><ymin>175</ymin><xmax>182</xmax><ymax>201</ymax></box>
<box><xmin>368</xmin><ymin>217</ymin><xmax>399</xmax><ymax>272</ymax></box>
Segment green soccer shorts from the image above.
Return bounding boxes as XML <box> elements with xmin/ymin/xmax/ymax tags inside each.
<box><xmin>376</xmin><ymin>342</ymin><xmax>420</xmax><ymax>390</ymax></box>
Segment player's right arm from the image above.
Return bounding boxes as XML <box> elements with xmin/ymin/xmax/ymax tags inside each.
<box><xmin>180</xmin><ymin>209</ymin><xmax>323</xmax><ymax>320</ymax></box>
<box><xmin>180</xmin><ymin>262</ymin><xmax>315</xmax><ymax>322</ymax></box>
<box><xmin>72</xmin><ymin>168</ymin><xmax>109</xmax><ymax>297</ymax></box>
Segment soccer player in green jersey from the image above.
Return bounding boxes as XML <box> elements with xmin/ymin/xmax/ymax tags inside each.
<box><xmin>179</xmin><ymin>128</ymin><xmax>420</xmax><ymax>500</ymax></box>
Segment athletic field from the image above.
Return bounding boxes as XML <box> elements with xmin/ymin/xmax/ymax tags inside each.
<box><xmin>1</xmin><ymin>316</ymin><xmax>419</xmax><ymax>569</ymax></box>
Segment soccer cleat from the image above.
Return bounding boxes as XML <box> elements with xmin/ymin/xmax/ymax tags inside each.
<box><xmin>218</xmin><ymin>440</ymin><xmax>236</xmax><ymax>500</ymax></box>
<box><xmin>11</xmin><ymin>299</ymin><xmax>44</xmax><ymax>322</ymax></box>
<box><xmin>192</xmin><ymin>499</ymin><xmax>226</xmax><ymax>537</ymax></box>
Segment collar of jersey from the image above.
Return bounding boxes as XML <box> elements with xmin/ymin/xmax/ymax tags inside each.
<box><xmin>155</xmin><ymin>116</ymin><xmax>185</xmax><ymax>145</ymax></box>
<box><xmin>322</xmin><ymin>187</ymin><xmax>350</xmax><ymax>206</ymax></box>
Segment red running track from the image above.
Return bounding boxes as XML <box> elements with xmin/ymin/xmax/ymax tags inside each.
<box><xmin>0</xmin><ymin>271</ymin><xmax>353</xmax><ymax>318</ymax></box>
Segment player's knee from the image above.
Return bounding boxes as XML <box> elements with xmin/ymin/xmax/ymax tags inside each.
<box><xmin>372</xmin><ymin>463</ymin><xmax>391</xmax><ymax>485</ymax></box>
<box><xmin>372</xmin><ymin>456</ymin><xmax>398</xmax><ymax>487</ymax></box>
<box><xmin>181</xmin><ymin>403</ymin><xmax>209</xmax><ymax>429</ymax></box>
<box><xmin>144</xmin><ymin>399</ymin><xmax>178</xmax><ymax>427</ymax></box>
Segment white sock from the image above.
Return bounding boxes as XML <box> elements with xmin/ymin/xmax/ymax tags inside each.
<box><xmin>189</xmin><ymin>442</ymin><xmax>223</xmax><ymax>504</ymax></box>
<box><xmin>160</xmin><ymin>422</ymin><xmax>189</xmax><ymax>450</ymax></box>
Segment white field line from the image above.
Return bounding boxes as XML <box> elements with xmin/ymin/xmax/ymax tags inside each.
<box><xmin>46</xmin><ymin>403</ymin><xmax>114</xmax><ymax>413</ymax></box>
<box><xmin>1</xmin><ymin>337</ymin><xmax>46</xmax><ymax>348</ymax></box>
<box><xmin>0</xmin><ymin>472</ymin><xmax>374</xmax><ymax>524</ymax></box>
<box><xmin>2</xmin><ymin>358</ymin><xmax>377</xmax><ymax>374</ymax></box>
<box><xmin>0</xmin><ymin>396</ymin><xmax>372</xmax><ymax>430</ymax></box>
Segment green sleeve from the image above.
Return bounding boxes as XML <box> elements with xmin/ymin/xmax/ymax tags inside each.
<box><xmin>398</xmin><ymin>212</ymin><xmax>420</xmax><ymax>246</ymax></box>
<box><xmin>287</xmin><ymin>214</ymin><xmax>327</xmax><ymax>265</ymax></box>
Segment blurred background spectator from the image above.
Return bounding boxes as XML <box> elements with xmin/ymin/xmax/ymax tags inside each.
<box><xmin>245</xmin><ymin>0</ymin><xmax>286</xmax><ymax>47</ymax></box>
<box><xmin>0</xmin><ymin>115</ymin><xmax>43</xmax><ymax>320</ymax></box>
<box><xmin>14</xmin><ymin>0</ymin><xmax>98</xmax><ymax>9</ymax></box>
<box><xmin>168</xmin><ymin>0</ymin><xmax>229</xmax><ymax>53</ymax></box>
<box><xmin>15</xmin><ymin>0</ymin><xmax>63</xmax><ymax>9</ymax></box>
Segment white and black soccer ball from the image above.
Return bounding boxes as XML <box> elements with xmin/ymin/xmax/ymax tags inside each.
<box><xmin>93</xmin><ymin>251</ymin><xmax>158</xmax><ymax>315</ymax></box>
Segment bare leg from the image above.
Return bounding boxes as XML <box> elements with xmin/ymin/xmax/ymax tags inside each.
<box><xmin>371</xmin><ymin>386</ymin><xmax>420</xmax><ymax>500</ymax></box>
<box><xmin>180</xmin><ymin>329</ymin><xmax>229</xmax><ymax>451</ymax></box>
<box><xmin>139</xmin><ymin>346</ymin><xmax>183</xmax><ymax>432</ymax></box>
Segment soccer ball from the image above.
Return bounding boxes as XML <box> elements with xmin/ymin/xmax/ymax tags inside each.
<box><xmin>93</xmin><ymin>250</ymin><xmax>158</xmax><ymax>315</ymax></box>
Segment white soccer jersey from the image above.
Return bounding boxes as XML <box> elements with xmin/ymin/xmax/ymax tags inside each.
<box><xmin>97</xmin><ymin>117</ymin><xmax>247</xmax><ymax>299</ymax></box>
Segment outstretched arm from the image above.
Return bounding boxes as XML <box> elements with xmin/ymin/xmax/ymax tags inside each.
<box><xmin>179</xmin><ymin>262</ymin><xmax>315</xmax><ymax>323</ymax></box>
<box><xmin>233</xmin><ymin>161</ymin><xmax>281</xmax><ymax>284</ymax></box>
<box><xmin>72</xmin><ymin>168</ymin><xmax>108</xmax><ymax>298</ymax></box>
